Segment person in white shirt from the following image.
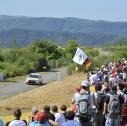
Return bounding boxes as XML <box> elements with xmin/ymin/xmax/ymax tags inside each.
<box><xmin>52</xmin><ymin>105</ymin><xmax>65</xmax><ymax>126</ymax></box>
<box><xmin>9</xmin><ymin>108</ymin><xmax>26</xmax><ymax>126</ymax></box>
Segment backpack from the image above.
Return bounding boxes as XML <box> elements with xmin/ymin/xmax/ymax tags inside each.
<box><xmin>78</xmin><ymin>93</ymin><xmax>90</xmax><ymax>116</ymax></box>
<box><xmin>108</xmin><ymin>94</ymin><xmax>120</xmax><ymax>115</ymax></box>
<box><xmin>96</xmin><ymin>93</ymin><xmax>106</xmax><ymax>111</ymax></box>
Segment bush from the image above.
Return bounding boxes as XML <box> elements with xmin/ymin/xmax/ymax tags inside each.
<box><xmin>68</xmin><ymin>63</ymin><xmax>83</xmax><ymax>75</ymax></box>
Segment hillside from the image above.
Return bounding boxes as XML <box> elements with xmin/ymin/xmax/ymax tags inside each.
<box><xmin>0</xmin><ymin>15</ymin><xmax>127</xmax><ymax>47</ymax></box>
<box><xmin>0</xmin><ymin>29</ymin><xmax>120</xmax><ymax>47</ymax></box>
<box><xmin>0</xmin><ymin>73</ymin><xmax>85</xmax><ymax>115</ymax></box>
<box><xmin>1</xmin><ymin>15</ymin><xmax>127</xmax><ymax>34</ymax></box>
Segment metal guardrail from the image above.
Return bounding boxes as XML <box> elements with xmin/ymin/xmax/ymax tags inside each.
<box><xmin>42</xmin><ymin>67</ymin><xmax>68</xmax><ymax>83</ymax></box>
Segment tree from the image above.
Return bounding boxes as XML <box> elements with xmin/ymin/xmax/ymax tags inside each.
<box><xmin>65</xmin><ymin>40</ymin><xmax>79</xmax><ymax>58</ymax></box>
<box><xmin>3</xmin><ymin>49</ymin><xmax>21</xmax><ymax>63</ymax></box>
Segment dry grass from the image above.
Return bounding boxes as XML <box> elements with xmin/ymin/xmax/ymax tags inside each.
<box><xmin>0</xmin><ymin>73</ymin><xmax>86</xmax><ymax>116</ymax></box>
<box><xmin>0</xmin><ymin>75</ymin><xmax>26</xmax><ymax>86</ymax></box>
<box><xmin>0</xmin><ymin>73</ymin><xmax>96</xmax><ymax>124</ymax></box>
<box><xmin>5</xmin><ymin>76</ymin><xmax>26</xmax><ymax>82</ymax></box>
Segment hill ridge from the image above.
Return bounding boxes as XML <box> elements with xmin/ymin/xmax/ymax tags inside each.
<box><xmin>0</xmin><ymin>15</ymin><xmax>127</xmax><ymax>47</ymax></box>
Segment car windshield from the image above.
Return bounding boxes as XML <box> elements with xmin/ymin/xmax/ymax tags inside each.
<box><xmin>29</xmin><ymin>74</ymin><xmax>40</xmax><ymax>78</ymax></box>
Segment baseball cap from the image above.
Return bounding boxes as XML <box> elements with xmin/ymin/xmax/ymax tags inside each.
<box><xmin>34</xmin><ymin>112</ymin><xmax>46</xmax><ymax>121</ymax></box>
<box><xmin>81</xmin><ymin>80</ymin><xmax>89</xmax><ymax>87</ymax></box>
<box><xmin>32</xmin><ymin>107</ymin><xmax>39</xmax><ymax>114</ymax></box>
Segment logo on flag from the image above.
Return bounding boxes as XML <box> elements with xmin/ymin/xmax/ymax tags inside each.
<box><xmin>73</xmin><ymin>48</ymin><xmax>88</xmax><ymax>65</ymax></box>
<box><xmin>73</xmin><ymin>48</ymin><xmax>91</xmax><ymax>69</ymax></box>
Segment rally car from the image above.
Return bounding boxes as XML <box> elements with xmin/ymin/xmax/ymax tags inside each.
<box><xmin>25</xmin><ymin>73</ymin><xmax>43</xmax><ymax>85</ymax></box>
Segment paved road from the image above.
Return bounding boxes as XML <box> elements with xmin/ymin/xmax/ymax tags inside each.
<box><xmin>0</xmin><ymin>67</ymin><xmax>68</xmax><ymax>99</ymax></box>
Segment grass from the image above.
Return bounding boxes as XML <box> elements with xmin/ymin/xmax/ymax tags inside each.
<box><xmin>0</xmin><ymin>72</ymin><xmax>46</xmax><ymax>85</ymax></box>
<box><xmin>0</xmin><ymin>75</ymin><xmax>26</xmax><ymax>85</ymax></box>
<box><xmin>0</xmin><ymin>73</ymin><xmax>95</xmax><ymax>124</ymax></box>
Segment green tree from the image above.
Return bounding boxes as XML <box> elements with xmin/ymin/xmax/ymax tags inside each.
<box><xmin>65</xmin><ymin>40</ymin><xmax>79</xmax><ymax>58</ymax></box>
<box><xmin>3</xmin><ymin>49</ymin><xmax>21</xmax><ymax>63</ymax></box>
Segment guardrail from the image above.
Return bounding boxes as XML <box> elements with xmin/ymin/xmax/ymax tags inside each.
<box><xmin>42</xmin><ymin>67</ymin><xmax>68</xmax><ymax>83</ymax></box>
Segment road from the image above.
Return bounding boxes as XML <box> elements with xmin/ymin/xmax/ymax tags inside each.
<box><xmin>0</xmin><ymin>67</ymin><xmax>68</xmax><ymax>99</ymax></box>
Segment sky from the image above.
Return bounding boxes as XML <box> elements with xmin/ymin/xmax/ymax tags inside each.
<box><xmin>0</xmin><ymin>0</ymin><xmax>127</xmax><ymax>22</ymax></box>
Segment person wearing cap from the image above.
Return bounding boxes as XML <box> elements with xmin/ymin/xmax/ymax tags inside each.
<box><xmin>32</xmin><ymin>107</ymin><xmax>39</xmax><ymax>121</ymax></box>
<box><xmin>30</xmin><ymin>112</ymin><xmax>50</xmax><ymax>126</ymax></box>
<box><xmin>75</xmin><ymin>80</ymin><xmax>95</xmax><ymax>126</ymax></box>
<box><xmin>26</xmin><ymin>107</ymin><xmax>39</xmax><ymax>125</ymax></box>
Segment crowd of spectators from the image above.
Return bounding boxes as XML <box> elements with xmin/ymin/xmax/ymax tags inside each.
<box><xmin>2</xmin><ymin>104</ymin><xmax>82</xmax><ymax>126</ymax></box>
<box><xmin>71</xmin><ymin>58</ymin><xmax>127</xmax><ymax>126</ymax></box>
<box><xmin>0</xmin><ymin>58</ymin><xmax>127</xmax><ymax>126</ymax></box>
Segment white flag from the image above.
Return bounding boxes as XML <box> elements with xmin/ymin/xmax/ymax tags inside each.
<box><xmin>73</xmin><ymin>48</ymin><xmax>88</xmax><ymax>65</ymax></box>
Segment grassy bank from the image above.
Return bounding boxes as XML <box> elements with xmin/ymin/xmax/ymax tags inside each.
<box><xmin>0</xmin><ymin>73</ymin><xmax>87</xmax><ymax>123</ymax></box>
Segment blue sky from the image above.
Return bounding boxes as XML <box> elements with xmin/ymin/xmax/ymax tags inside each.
<box><xmin>0</xmin><ymin>0</ymin><xmax>127</xmax><ymax>21</ymax></box>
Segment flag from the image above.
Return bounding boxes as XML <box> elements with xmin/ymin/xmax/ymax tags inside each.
<box><xmin>84</xmin><ymin>58</ymin><xmax>91</xmax><ymax>69</ymax></box>
<box><xmin>73</xmin><ymin>48</ymin><xmax>88</xmax><ymax>65</ymax></box>
<box><xmin>73</xmin><ymin>48</ymin><xmax>91</xmax><ymax>69</ymax></box>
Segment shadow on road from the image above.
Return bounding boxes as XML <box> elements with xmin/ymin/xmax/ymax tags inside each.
<box><xmin>27</xmin><ymin>83</ymin><xmax>47</xmax><ymax>86</ymax></box>
<box><xmin>2</xmin><ymin>80</ymin><xmax>16</xmax><ymax>83</ymax></box>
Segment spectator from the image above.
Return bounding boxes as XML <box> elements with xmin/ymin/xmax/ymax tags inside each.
<box><xmin>60</xmin><ymin>105</ymin><xmax>67</xmax><ymax>121</ymax></box>
<box><xmin>52</xmin><ymin>105</ymin><xmax>65</xmax><ymax>126</ymax></box>
<box><xmin>72</xmin><ymin>88</ymin><xmax>80</xmax><ymax>115</ymax></box>
<box><xmin>122</xmin><ymin>63</ymin><xmax>127</xmax><ymax>80</ymax></box>
<box><xmin>5</xmin><ymin>121</ymin><xmax>10</xmax><ymax>126</ymax></box>
<box><xmin>30</xmin><ymin>112</ymin><xmax>50</xmax><ymax>126</ymax></box>
<box><xmin>9</xmin><ymin>108</ymin><xmax>26</xmax><ymax>126</ymax></box>
<box><xmin>103</xmin><ymin>85</ymin><xmax>124</xmax><ymax>126</ymax></box>
<box><xmin>121</xmin><ymin>89</ymin><xmax>127</xmax><ymax>126</ymax></box>
<box><xmin>94</xmin><ymin>84</ymin><xmax>106</xmax><ymax>126</ymax></box>
<box><xmin>32</xmin><ymin>107</ymin><xmax>39</xmax><ymax>121</ymax></box>
<box><xmin>27</xmin><ymin>107</ymin><xmax>39</xmax><ymax>125</ymax></box>
<box><xmin>109</xmin><ymin>75</ymin><xmax>115</xmax><ymax>88</ymax></box>
<box><xmin>124</xmin><ymin>78</ymin><xmax>127</xmax><ymax>89</ymax></box>
<box><xmin>124</xmin><ymin>88</ymin><xmax>127</xmax><ymax>104</ymax></box>
<box><xmin>43</xmin><ymin>105</ymin><xmax>55</xmax><ymax>121</ymax></box>
<box><xmin>0</xmin><ymin>116</ymin><xmax>4</xmax><ymax>126</ymax></box>
<box><xmin>75</xmin><ymin>80</ymin><xmax>95</xmax><ymax>126</ymax></box>
<box><xmin>61</xmin><ymin>111</ymin><xmax>82</xmax><ymax>126</ymax></box>
<box><xmin>60</xmin><ymin>104</ymin><xmax>67</xmax><ymax>115</ymax></box>
<box><xmin>117</xmin><ymin>83</ymin><xmax>124</xmax><ymax>96</ymax></box>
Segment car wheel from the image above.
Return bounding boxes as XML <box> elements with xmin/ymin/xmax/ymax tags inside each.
<box><xmin>40</xmin><ymin>81</ymin><xmax>43</xmax><ymax>85</ymax></box>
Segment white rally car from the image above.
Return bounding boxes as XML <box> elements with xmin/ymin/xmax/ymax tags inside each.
<box><xmin>25</xmin><ymin>73</ymin><xmax>43</xmax><ymax>85</ymax></box>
